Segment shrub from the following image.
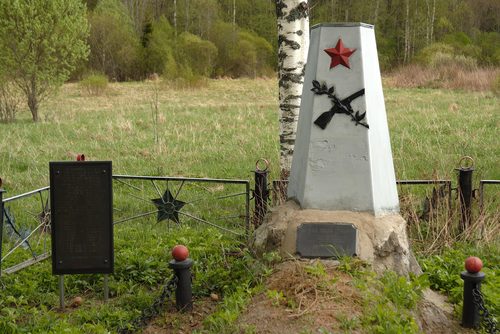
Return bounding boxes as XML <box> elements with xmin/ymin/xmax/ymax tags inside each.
<box><xmin>176</xmin><ymin>32</ymin><xmax>218</xmax><ymax>77</ymax></box>
<box><xmin>168</xmin><ymin>64</ymin><xmax>208</xmax><ymax>89</ymax></box>
<box><xmin>0</xmin><ymin>81</ymin><xmax>21</xmax><ymax>123</ymax></box>
<box><xmin>142</xmin><ymin>16</ymin><xmax>177</xmax><ymax>77</ymax></box>
<box><xmin>80</xmin><ymin>73</ymin><xmax>109</xmax><ymax>96</ymax></box>
<box><xmin>474</xmin><ymin>31</ymin><xmax>500</xmax><ymax>66</ymax></box>
<box><xmin>0</xmin><ymin>82</ymin><xmax>20</xmax><ymax>122</ymax></box>
<box><xmin>208</xmin><ymin>21</ymin><xmax>274</xmax><ymax>78</ymax></box>
<box><xmin>430</xmin><ymin>53</ymin><xmax>478</xmax><ymax>71</ymax></box>
<box><xmin>442</xmin><ymin>32</ymin><xmax>481</xmax><ymax>60</ymax></box>
<box><xmin>239</xmin><ymin>31</ymin><xmax>274</xmax><ymax>77</ymax></box>
<box><xmin>415</xmin><ymin>43</ymin><xmax>455</xmax><ymax>65</ymax></box>
<box><xmin>492</xmin><ymin>73</ymin><xmax>500</xmax><ymax>96</ymax></box>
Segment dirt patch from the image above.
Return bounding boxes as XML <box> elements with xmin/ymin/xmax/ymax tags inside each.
<box><xmin>416</xmin><ymin>289</ymin><xmax>475</xmax><ymax>334</ymax></box>
<box><xmin>145</xmin><ymin>260</ymin><xmax>470</xmax><ymax>334</ymax></box>
<box><xmin>144</xmin><ymin>297</ymin><xmax>218</xmax><ymax>334</ymax></box>
<box><xmin>237</xmin><ymin>260</ymin><xmax>363</xmax><ymax>333</ymax></box>
<box><xmin>237</xmin><ymin>260</ymin><xmax>470</xmax><ymax>334</ymax></box>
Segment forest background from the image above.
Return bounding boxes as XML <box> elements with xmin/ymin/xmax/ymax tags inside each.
<box><xmin>0</xmin><ymin>0</ymin><xmax>499</xmax><ymax>124</ymax></box>
<box><xmin>73</xmin><ymin>0</ymin><xmax>500</xmax><ymax>81</ymax></box>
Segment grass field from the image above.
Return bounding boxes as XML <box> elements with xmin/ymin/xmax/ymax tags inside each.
<box><xmin>1</xmin><ymin>78</ymin><xmax>498</xmax><ymax>192</ymax></box>
<box><xmin>0</xmin><ymin>78</ymin><xmax>498</xmax><ymax>333</ymax></box>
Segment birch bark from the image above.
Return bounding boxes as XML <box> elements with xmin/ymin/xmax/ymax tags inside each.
<box><xmin>276</xmin><ymin>0</ymin><xmax>309</xmax><ymax>179</ymax></box>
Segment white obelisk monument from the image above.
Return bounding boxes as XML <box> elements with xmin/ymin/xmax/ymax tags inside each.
<box><xmin>288</xmin><ymin>23</ymin><xmax>399</xmax><ymax>215</ymax></box>
<box><xmin>255</xmin><ymin>23</ymin><xmax>417</xmax><ymax>276</ymax></box>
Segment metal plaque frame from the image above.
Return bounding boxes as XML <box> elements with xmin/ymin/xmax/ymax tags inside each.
<box><xmin>50</xmin><ymin>161</ymin><xmax>113</xmax><ymax>274</ymax></box>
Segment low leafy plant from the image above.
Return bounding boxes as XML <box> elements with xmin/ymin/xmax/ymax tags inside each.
<box><xmin>304</xmin><ymin>261</ymin><xmax>327</xmax><ymax>278</ymax></box>
<box><xmin>337</xmin><ymin>255</ymin><xmax>370</xmax><ymax>278</ymax></box>
<box><xmin>265</xmin><ymin>289</ymin><xmax>287</xmax><ymax>306</ymax></box>
<box><xmin>419</xmin><ymin>242</ymin><xmax>499</xmax><ymax>318</ymax></box>
<box><xmin>203</xmin><ymin>284</ymin><xmax>257</xmax><ymax>334</ymax></box>
<box><xmin>337</xmin><ymin>314</ymin><xmax>360</xmax><ymax>330</ymax></box>
<box><xmin>353</xmin><ymin>269</ymin><xmax>427</xmax><ymax>334</ymax></box>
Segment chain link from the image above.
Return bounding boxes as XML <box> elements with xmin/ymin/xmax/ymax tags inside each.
<box><xmin>117</xmin><ymin>275</ymin><xmax>178</xmax><ymax>334</ymax></box>
<box><xmin>472</xmin><ymin>287</ymin><xmax>498</xmax><ymax>334</ymax></box>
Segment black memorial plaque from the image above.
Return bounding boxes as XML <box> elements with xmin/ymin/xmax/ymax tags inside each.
<box><xmin>296</xmin><ymin>223</ymin><xmax>357</xmax><ymax>258</ymax></box>
<box><xmin>50</xmin><ymin>161</ymin><xmax>113</xmax><ymax>274</ymax></box>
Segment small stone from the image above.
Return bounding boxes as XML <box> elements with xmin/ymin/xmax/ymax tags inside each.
<box><xmin>71</xmin><ymin>296</ymin><xmax>83</xmax><ymax>308</ymax></box>
<box><xmin>210</xmin><ymin>293</ymin><xmax>219</xmax><ymax>301</ymax></box>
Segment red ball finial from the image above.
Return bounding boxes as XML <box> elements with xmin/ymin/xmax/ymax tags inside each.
<box><xmin>465</xmin><ymin>256</ymin><xmax>483</xmax><ymax>274</ymax></box>
<box><xmin>172</xmin><ymin>245</ymin><xmax>189</xmax><ymax>261</ymax></box>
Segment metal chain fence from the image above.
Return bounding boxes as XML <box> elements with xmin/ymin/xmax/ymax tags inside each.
<box><xmin>117</xmin><ymin>275</ymin><xmax>178</xmax><ymax>334</ymax></box>
<box><xmin>472</xmin><ymin>287</ymin><xmax>498</xmax><ymax>334</ymax></box>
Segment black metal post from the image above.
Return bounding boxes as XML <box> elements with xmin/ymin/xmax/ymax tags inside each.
<box><xmin>254</xmin><ymin>168</ymin><xmax>269</xmax><ymax>227</ymax></box>
<box><xmin>461</xmin><ymin>270</ymin><xmax>485</xmax><ymax>328</ymax></box>
<box><xmin>169</xmin><ymin>258</ymin><xmax>193</xmax><ymax>312</ymax></box>
<box><xmin>0</xmin><ymin>185</ymin><xmax>5</xmax><ymax>277</ymax></box>
<box><xmin>245</xmin><ymin>181</ymin><xmax>250</xmax><ymax>239</ymax></box>
<box><xmin>457</xmin><ymin>167</ymin><xmax>474</xmax><ymax>231</ymax></box>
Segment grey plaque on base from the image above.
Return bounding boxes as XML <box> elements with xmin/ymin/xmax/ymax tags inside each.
<box><xmin>296</xmin><ymin>223</ymin><xmax>357</xmax><ymax>258</ymax></box>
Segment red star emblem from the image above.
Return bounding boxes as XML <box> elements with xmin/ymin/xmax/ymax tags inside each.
<box><xmin>324</xmin><ymin>39</ymin><xmax>356</xmax><ymax>69</ymax></box>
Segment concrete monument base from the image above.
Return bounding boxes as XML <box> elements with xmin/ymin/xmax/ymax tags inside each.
<box><xmin>253</xmin><ymin>201</ymin><xmax>421</xmax><ymax>276</ymax></box>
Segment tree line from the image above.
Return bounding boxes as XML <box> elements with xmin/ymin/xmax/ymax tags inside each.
<box><xmin>83</xmin><ymin>0</ymin><xmax>276</xmax><ymax>81</ymax></box>
<box><xmin>83</xmin><ymin>0</ymin><xmax>498</xmax><ymax>81</ymax></box>
<box><xmin>308</xmin><ymin>0</ymin><xmax>499</xmax><ymax>69</ymax></box>
<box><xmin>0</xmin><ymin>0</ymin><xmax>498</xmax><ymax>122</ymax></box>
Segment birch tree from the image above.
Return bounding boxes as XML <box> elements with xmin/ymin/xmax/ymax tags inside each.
<box><xmin>276</xmin><ymin>0</ymin><xmax>309</xmax><ymax>179</ymax></box>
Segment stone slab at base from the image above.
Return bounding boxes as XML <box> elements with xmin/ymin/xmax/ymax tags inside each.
<box><xmin>254</xmin><ymin>201</ymin><xmax>421</xmax><ymax>276</ymax></box>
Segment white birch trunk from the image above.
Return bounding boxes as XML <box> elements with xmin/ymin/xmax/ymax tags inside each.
<box><xmin>430</xmin><ymin>0</ymin><xmax>436</xmax><ymax>43</ymax></box>
<box><xmin>233</xmin><ymin>0</ymin><xmax>236</xmax><ymax>26</ymax></box>
<box><xmin>276</xmin><ymin>0</ymin><xmax>309</xmax><ymax>178</ymax></box>
<box><xmin>426</xmin><ymin>0</ymin><xmax>430</xmax><ymax>45</ymax></box>
<box><xmin>174</xmin><ymin>0</ymin><xmax>177</xmax><ymax>36</ymax></box>
<box><xmin>404</xmin><ymin>0</ymin><xmax>410</xmax><ymax>63</ymax></box>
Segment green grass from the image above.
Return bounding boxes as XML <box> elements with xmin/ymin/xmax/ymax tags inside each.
<box><xmin>385</xmin><ymin>87</ymin><xmax>499</xmax><ymax>181</ymax></box>
<box><xmin>0</xmin><ymin>78</ymin><xmax>499</xmax><ymax>332</ymax></box>
<box><xmin>1</xmin><ymin>80</ymin><xmax>498</xmax><ymax>195</ymax></box>
<box><xmin>0</xmin><ymin>79</ymin><xmax>280</xmax><ymax>193</ymax></box>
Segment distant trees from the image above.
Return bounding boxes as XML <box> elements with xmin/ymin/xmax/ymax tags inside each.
<box><xmin>63</xmin><ymin>0</ymin><xmax>500</xmax><ymax>85</ymax></box>
<box><xmin>88</xmin><ymin>0</ymin><xmax>141</xmax><ymax>81</ymax></box>
<box><xmin>209</xmin><ymin>21</ymin><xmax>274</xmax><ymax>78</ymax></box>
<box><xmin>0</xmin><ymin>0</ymin><xmax>497</xmax><ymax>120</ymax></box>
<box><xmin>76</xmin><ymin>0</ymin><xmax>497</xmax><ymax>106</ymax></box>
<box><xmin>0</xmin><ymin>0</ymin><xmax>89</xmax><ymax>122</ymax></box>
<box><xmin>177</xmin><ymin>32</ymin><xmax>218</xmax><ymax>77</ymax></box>
<box><xmin>82</xmin><ymin>0</ymin><xmax>275</xmax><ymax>81</ymax></box>
<box><xmin>142</xmin><ymin>16</ymin><xmax>176</xmax><ymax>77</ymax></box>
<box><xmin>307</xmin><ymin>0</ymin><xmax>500</xmax><ymax>69</ymax></box>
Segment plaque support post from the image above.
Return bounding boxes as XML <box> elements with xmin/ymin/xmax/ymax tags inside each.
<box><xmin>0</xmin><ymin>187</ymin><xmax>5</xmax><ymax>277</ymax></box>
<box><xmin>103</xmin><ymin>274</ymin><xmax>109</xmax><ymax>302</ymax></box>
<box><xmin>253</xmin><ymin>160</ymin><xmax>269</xmax><ymax>227</ymax></box>
<box><xmin>455</xmin><ymin>157</ymin><xmax>475</xmax><ymax>232</ymax></box>
<box><xmin>58</xmin><ymin>275</ymin><xmax>65</xmax><ymax>310</ymax></box>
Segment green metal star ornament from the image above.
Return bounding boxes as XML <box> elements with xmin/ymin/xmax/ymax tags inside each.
<box><xmin>151</xmin><ymin>189</ymin><xmax>186</xmax><ymax>223</ymax></box>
